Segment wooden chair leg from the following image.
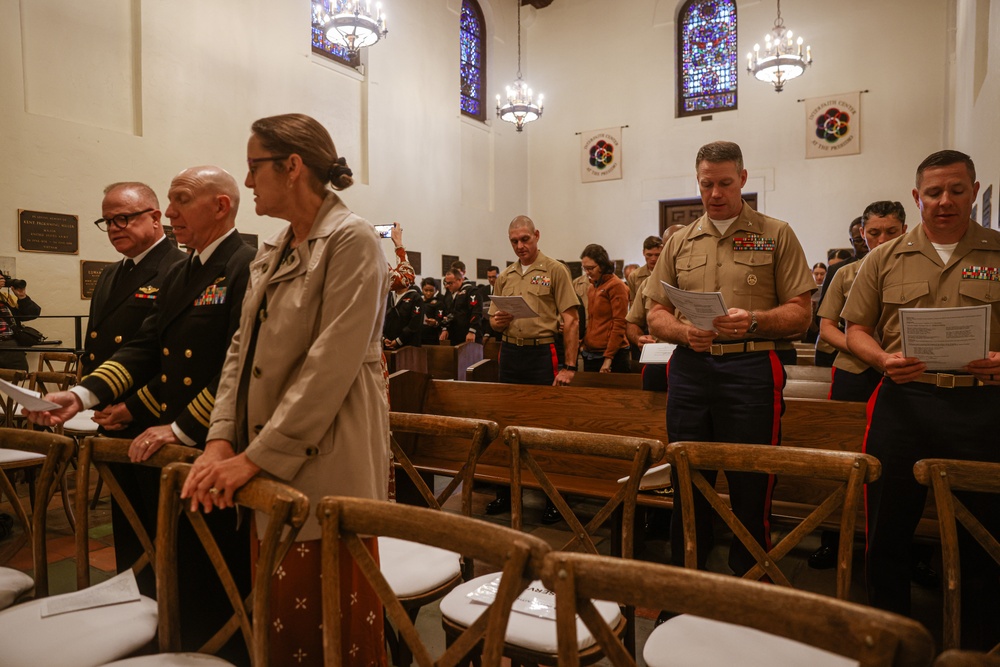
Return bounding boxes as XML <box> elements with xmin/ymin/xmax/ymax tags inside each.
<box><xmin>59</xmin><ymin>474</ymin><xmax>75</xmax><ymax>532</ymax></box>
<box><xmin>89</xmin><ymin>476</ymin><xmax>104</xmax><ymax>510</ymax></box>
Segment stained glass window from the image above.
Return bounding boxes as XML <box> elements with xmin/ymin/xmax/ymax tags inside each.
<box><xmin>460</xmin><ymin>0</ymin><xmax>487</xmax><ymax>121</ymax></box>
<box><xmin>677</xmin><ymin>0</ymin><xmax>738</xmax><ymax>117</ymax></box>
<box><xmin>311</xmin><ymin>1</ymin><xmax>361</xmax><ymax>68</ymax></box>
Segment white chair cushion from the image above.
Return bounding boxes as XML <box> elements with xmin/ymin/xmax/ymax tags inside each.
<box><xmin>0</xmin><ymin>568</ymin><xmax>33</xmax><ymax>610</ymax></box>
<box><xmin>0</xmin><ymin>595</ymin><xmax>158</xmax><ymax>667</ymax></box>
<box><xmin>378</xmin><ymin>536</ymin><xmax>461</xmax><ymax>598</ymax></box>
<box><xmin>103</xmin><ymin>653</ymin><xmax>235</xmax><ymax>666</ymax></box>
<box><xmin>643</xmin><ymin>614</ymin><xmax>859</xmax><ymax>667</ymax></box>
<box><xmin>0</xmin><ymin>449</ymin><xmax>44</xmax><ymax>465</ymax></box>
<box><xmin>439</xmin><ymin>573</ymin><xmax>621</xmax><ymax>654</ymax></box>
<box><xmin>64</xmin><ymin>410</ymin><xmax>99</xmax><ymax>433</ymax></box>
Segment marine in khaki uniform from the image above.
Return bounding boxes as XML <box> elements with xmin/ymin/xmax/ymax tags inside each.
<box><xmin>842</xmin><ymin>151</ymin><xmax>1000</xmax><ymax>647</ymax></box>
<box><xmin>625</xmin><ymin>234</ymin><xmax>664</xmax><ymax>306</ymax></box>
<box><xmin>485</xmin><ymin>215</ymin><xmax>580</xmax><ymax>521</ymax></box>
<box><xmin>645</xmin><ymin>141</ymin><xmax>815</xmax><ymax>580</ymax></box>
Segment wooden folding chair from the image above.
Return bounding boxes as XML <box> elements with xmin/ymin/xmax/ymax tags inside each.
<box><xmin>0</xmin><ymin>428</ymin><xmax>75</xmax><ymax>606</ymax></box>
<box><xmin>667</xmin><ymin>441</ymin><xmax>880</xmax><ymax>599</ymax></box>
<box><xmin>541</xmin><ymin>551</ymin><xmax>935</xmax><ymax>667</ymax></box>
<box><xmin>386</xmin><ymin>412</ymin><xmax>499</xmax><ymax>665</ymax></box>
<box><xmin>914</xmin><ymin>458</ymin><xmax>1000</xmax><ymax>653</ymax></box>
<box><xmin>318</xmin><ymin>496</ymin><xmax>551</xmax><ymax>667</ymax></box>
<box><xmin>0</xmin><ymin>370</ymin><xmax>27</xmax><ymax>428</ymax></box>
<box><xmin>35</xmin><ymin>352</ymin><xmax>80</xmax><ymax>381</ymax></box>
<box><xmin>73</xmin><ymin>437</ymin><xmax>200</xmax><ymax>590</ymax></box>
<box><xmin>441</xmin><ymin>425</ymin><xmax>665</xmax><ymax>664</ymax></box>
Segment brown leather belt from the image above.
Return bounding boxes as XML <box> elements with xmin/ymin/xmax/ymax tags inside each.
<box><xmin>502</xmin><ymin>335</ymin><xmax>556</xmax><ymax>347</ymax></box>
<box><xmin>708</xmin><ymin>340</ymin><xmax>794</xmax><ymax>356</ymax></box>
<box><xmin>912</xmin><ymin>372</ymin><xmax>985</xmax><ymax>388</ymax></box>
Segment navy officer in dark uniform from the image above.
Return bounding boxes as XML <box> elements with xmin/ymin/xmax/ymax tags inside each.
<box><xmin>85</xmin><ymin>181</ymin><xmax>186</xmax><ymax>584</ymax></box>
<box><xmin>440</xmin><ymin>267</ymin><xmax>483</xmax><ymax>345</ymax></box>
<box><xmin>645</xmin><ymin>141</ymin><xmax>815</xmax><ymax>578</ymax></box>
<box><xmin>26</xmin><ymin>165</ymin><xmax>255</xmax><ymax>659</ymax></box>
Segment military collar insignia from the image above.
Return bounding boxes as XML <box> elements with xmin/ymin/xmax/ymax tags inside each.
<box><xmin>214</xmin><ymin>277</ymin><xmax>226</xmax><ymax>284</ymax></box>
<box><xmin>138</xmin><ymin>286</ymin><xmax>158</xmax><ymax>294</ymax></box>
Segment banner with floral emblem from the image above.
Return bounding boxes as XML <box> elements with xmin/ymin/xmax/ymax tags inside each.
<box><xmin>581</xmin><ymin>127</ymin><xmax>623</xmax><ymax>183</ymax></box>
<box><xmin>804</xmin><ymin>92</ymin><xmax>861</xmax><ymax>159</ymax></box>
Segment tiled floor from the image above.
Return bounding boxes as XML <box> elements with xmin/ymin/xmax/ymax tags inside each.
<box><xmin>1</xmin><ymin>473</ymin><xmax>946</xmax><ymax>666</ymax></box>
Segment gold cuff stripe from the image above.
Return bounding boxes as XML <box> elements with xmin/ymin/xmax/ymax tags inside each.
<box><xmin>90</xmin><ymin>361</ymin><xmax>133</xmax><ymax>397</ymax></box>
<box><xmin>189</xmin><ymin>395</ymin><xmax>212</xmax><ymax>421</ymax></box>
<box><xmin>137</xmin><ymin>387</ymin><xmax>161</xmax><ymax>418</ymax></box>
<box><xmin>187</xmin><ymin>402</ymin><xmax>211</xmax><ymax>428</ymax></box>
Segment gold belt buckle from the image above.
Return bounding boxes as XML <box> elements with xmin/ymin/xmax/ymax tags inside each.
<box><xmin>710</xmin><ymin>344</ymin><xmax>724</xmax><ymax>356</ymax></box>
<box><xmin>936</xmin><ymin>373</ymin><xmax>955</xmax><ymax>388</ymax></box>
<box><xmin>515</xmin><ymin>337</ymin><xmax>524</xmax><ymax>346</ymax></box>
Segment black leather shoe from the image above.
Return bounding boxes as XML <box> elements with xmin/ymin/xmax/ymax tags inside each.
<box><xmin>808</xmin><ymin>545</ymin><xmax>837</xmax><ymax>570</ymax></box>
<box><xmin>485</xmin><ymin>496</ymin><xmax>511</xmax><ymax>516</ymax></box>
<box><xmin>911</xmin><ymin>561</ymin><xmax>940</xmax><ymax>589</ymax></box>
<box><xmin>540</xmin><ymin>504</ymin><xmax>561</xmax><ymax>525</ymax></box>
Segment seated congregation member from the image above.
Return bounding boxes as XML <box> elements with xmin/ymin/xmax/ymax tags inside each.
<box><xmin>383</xmin><ymin>281</ymin><xmax>423</xmax><ymax>349</ymax></box>
<box><xmin>420</xmin><ymin>277</ymin><xmax>446</xmax><ymax>345</ymax></box>
<box><xmin>0</xmin><ymin>275</ymin><xmax>41</xmax><ymax>371</ymax></box>
<box><xmin>843</xmin><ymin>150</ymin><xmax>1000</xmax><ymax>649</ymax></box>
<box><xmin>180</xmin><ymin>113</ymin><xmax>390</xmax><ymax>665</ymax></box>
<box><xmin>645</xmin><ymin>141</ymin><xmax>814</xmax><ymax>583</ymax></box>
<box><xmin>579</xmin><ymin>243</ymin><xmax>630</xmax><ymax>373</ymax></box>
<box><xmin>440</xmin><ymin>267</ymin><xmax>482</xmax><ymax>345</ymax></box>
<box><xmin>26</xmin><ymin>165</ymin><xmax>255</xmax><ymax>659</ymax></box>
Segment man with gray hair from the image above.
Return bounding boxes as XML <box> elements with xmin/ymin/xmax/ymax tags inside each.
<box><xmin>27</xmin><ymin>165</ymin><xmax>255</xmax><ymax>658</ymax></box>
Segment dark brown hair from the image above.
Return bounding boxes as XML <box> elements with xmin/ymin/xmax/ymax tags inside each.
<box><xmin>250</xmin><ymin>113</ymin><xmax>353</xmax><ymax>193</ymax></box>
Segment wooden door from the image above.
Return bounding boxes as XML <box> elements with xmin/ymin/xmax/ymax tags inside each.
<box><xmin>659</xmin><ymin>194</ymin><xmax>758</xmax><ymax>235</ymax></box>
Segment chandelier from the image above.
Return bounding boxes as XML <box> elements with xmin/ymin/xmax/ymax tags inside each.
<box><xmin>496</xmin><ymin>1</ymin><xmax>543</xmax><ymax>132</ymax></box>
<box><xmin>317</xmin><ymin>1</ymin><xmax>387</xmax><ymax>55</ymax></box>
<box><xmin>746</xmin><ymin>0</ymin><xmax>812</xmax><ymax>93</ymax></box>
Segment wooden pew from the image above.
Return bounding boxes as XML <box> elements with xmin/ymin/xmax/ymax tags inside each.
<box><xmin>383</xmin><ymin>346</ymin><xmax>427</xmax><ymax>375</ymax></box>
<box><xmin>389</xmin><ymin>370</ymin><xmax>937</xmax><ymax>538</ymax></box>
<box><xmin>425</xmin><ymin>341</ymin><xmax>483</xmax><ymax>380</ymax></box>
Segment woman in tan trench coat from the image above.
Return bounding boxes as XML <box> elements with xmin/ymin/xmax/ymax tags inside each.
<box><xmin>182</xmin><ymin>113</ymin><xmax>390</xmax><ymax>666</ymax></box>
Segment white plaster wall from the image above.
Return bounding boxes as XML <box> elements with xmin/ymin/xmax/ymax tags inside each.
<box><xmin>953</xmin><ymin>0</ymin><xmax>1000</xmax><ymax>227</ymax></box>
<box><xmin>0</xmin><ymin>0</ymin><xmax>528</xmax><ymax>345</ymax></box>
<box><xmin>524</xmin><ymin>0</ymin><xmax>951</xmax><ymax>269</ymax></box>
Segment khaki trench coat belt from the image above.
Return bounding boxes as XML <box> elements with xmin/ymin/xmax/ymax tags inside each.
<box><xmin>912</xmin><ymin>372</ymin><xmax>985</xmax><ymax>388</ymax></box>
<box><xmin>502</xmin><ymin>335</ymin><xmax>556</xmax><ymax>347</ymax></box>
<box><xmin>708</xmin><ymin>340</ymin><xmax>794</xmax><ymax>356</ymax></box>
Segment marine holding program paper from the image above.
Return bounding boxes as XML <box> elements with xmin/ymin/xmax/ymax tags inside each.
<box><xmin>842</xmin><ymin>149</ymin><xmax>1000</xmax><ymax>649</ymax></box>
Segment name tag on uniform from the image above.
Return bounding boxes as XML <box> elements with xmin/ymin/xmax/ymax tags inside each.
<box><xmin>530</xmin><ymin>275</ymin><xmax>551</xmax><ymax>287</ymax></box>
<box><xmin>135</xmin><ymin>286</ymin><xmax>159</xmax><ymax>300</ymax></box>
<box><xmin>194</xmin><ymin>285</ymin><xmax>227</xmax><ymax>306</ymax></box>
<box><xmin>962</xmin><ymin>266</ymin><xmax>1000</xmax><ymax>281</ymax></box>
<box><xmin>733</xmin><ymin>235</ymin><xmax>776</xmax><ymax>252</ymax></box>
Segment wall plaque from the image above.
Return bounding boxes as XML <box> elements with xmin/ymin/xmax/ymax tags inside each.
<box><xmin>442</xmin><ymin>254</ymin><xmax>459</xmax><ymax>277</ymax></box>
<box><xmin>476</xmin><ymin>258</ymin><xmax>492</xmax><ymax>280</ymax></box>
<box><xmin>407</xmin><ymin>250</ymin><xmax>422</xmax><ymax>275</ymax></box>
<box><xmin>18</xmin><ymin>209</ymin><xmax>79</xmax><ymax>254</ymax></box>
<box><xmin>80</xmin><ymin>260</ymin><xmax>115</xmax><ymax>299</ymax></box>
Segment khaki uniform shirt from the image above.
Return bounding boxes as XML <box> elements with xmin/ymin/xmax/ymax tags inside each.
<box><xmin>644</xmin><ymin>202</ymin><xmax>815</xmax><ymax>341</ymax></box>
<box><xmin>626</xmin><ymin>264</ymin><xmax>652</xmax><ymax>305</ymax></box>
<box><xmin>573</xmin><ymin>274</ymin><xmax>590</xmax><ymax>320</ymax></box>
<box><xmin>842</xmin><ymin>221</ymin><xmax>1000</xmax><ymax>358</ymax></box>
<box><xmin>625</xmin><ymin>281</ymin><xmax>662</xmax><ymax>341</ymax></box>
<box><xmin>817</xmin><ymin>259</ymin><xmax>869</xmax><ymax>373</ymax></box>
<box><xmin>489</xmin><ymin>251</ymin><xmax>578</xmax><ymax>339</ymax></box>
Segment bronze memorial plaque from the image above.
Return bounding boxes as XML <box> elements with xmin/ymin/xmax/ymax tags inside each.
<box><xmin>18</xmin><ymin>209</ymin><xmax>79</xmax><ymax>254</ymax></box>
<box><xmin>80</xmin><ymin>260</ymin><xmax>115</xmax><ymax>299</ymax></box>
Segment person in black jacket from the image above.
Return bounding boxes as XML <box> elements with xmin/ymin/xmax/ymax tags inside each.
<box><xmin>26</xmin><ymin>165</ymin><xmax>254</xmax><ymax>661</ymax></box>
<box><xmin>440</xmin><ymin>268</ymin><xmax>482</xmax><ymax>345</ymax></box>
<box><xmin>0</xmin><ymin>277</ymin><xmax>41</xmax><ymax>371</ymax></box>
<box><xmin>383</xmin><ymin>283</ymin><xmax>424</xmax><ymax>348</ymax></box>
<box><xmin>419</xmin><ymin>277</ymin><xmax>446</xmax><ymax>345</ymax></box>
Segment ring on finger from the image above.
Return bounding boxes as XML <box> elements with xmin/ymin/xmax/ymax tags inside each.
<box><xmin>209</xmin><ymin>487</ymin><xmax>221</xmax><ymax>496</ymax></box>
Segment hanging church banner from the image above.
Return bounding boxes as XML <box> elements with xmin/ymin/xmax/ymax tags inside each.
<box><xmin>581</xmin><ymin>127</ymin><xmax>623</xmax><ymax>183</ymax></box>
<box><xmin>804</xmin><ymin>91</ymin><xmax>861</xmax><ymax>159</ymax></box>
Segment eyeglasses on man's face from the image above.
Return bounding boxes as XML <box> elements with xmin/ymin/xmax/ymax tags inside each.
<box><xmin>94</xmin><ymin>209</ymin><xmax>154</xmax><ymax>232</ymax></box>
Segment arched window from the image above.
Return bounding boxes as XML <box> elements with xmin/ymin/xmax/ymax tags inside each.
<box><xmin>460</xmin><ymin>0</ymin><xmax>487</xmax><ymax>121</ymax></box>
<box><xmin>311</xmin><ymin>1</ymin><xmax>360</xmax><ymax>68</ymax></box>
<box><xmin>677</xmin><ymin>0</ymin><xmax>738</xmax><ymax>117</ymax></box>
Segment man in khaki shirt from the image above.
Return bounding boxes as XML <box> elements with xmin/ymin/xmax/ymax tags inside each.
<box><xmin>485</xmin><ymin>215</ymin><xmax>580</xmax><ymax>520</ymax></box>
<box><xmin>843</xmin><ymin>150</ymin><xmax>1000</xmax><ymax>646</ymax></box>
<box><xmin>645</xmin><ymin>141</ymin><xmax>815</xmax><ymax>577</ymax></box>
<box><xmin>626</xmin><ymin>235</ymin><xmax>664</xmax><ymax>305</ymax></box>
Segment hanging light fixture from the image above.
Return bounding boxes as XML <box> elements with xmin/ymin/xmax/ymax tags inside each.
<box><xmin>746</xmin><ymin>0</ymin><xmax>812</xmax><ymax>93</ymax></box>
<box><xmin>317</xmin><ymin>0</ymin><xmax>388</xmax><ymax>55</ymax></box>
<box><xmin>496</xmin><ymin>1</ymin><xmax>543</xmax><ymax>132</ymax></box>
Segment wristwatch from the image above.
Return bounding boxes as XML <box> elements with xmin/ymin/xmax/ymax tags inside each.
<box><xmin>747</xmin><ymin>311</ymin><xmax>759</xmax><ymax>335</ymax></box>
<box><xmin>564</xmin><ymin>365</ymin><xmax>578</xmax><ymax>372</ymax></box>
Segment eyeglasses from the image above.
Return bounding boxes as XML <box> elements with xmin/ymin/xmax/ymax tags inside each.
<box><xmin>246</xmin><ymin>155</ymin><xmax>290</xmax><ymax>175</ymax></box>
<box><xmin>581</xmin><ymin>264</ymin><xmax>600</xmax><ymax>273</ymax></box>
<box><xmin>94</xmin><ymin>209</ymin><xmax>154</xmax><ymax>232</ymax></box>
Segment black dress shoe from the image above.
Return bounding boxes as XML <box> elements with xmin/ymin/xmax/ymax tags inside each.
<box><xmin>911</xmin><ymin>561</ymin><xmax>940</xmax><ymax>589</ymax></box>
<box><xmin>808</xmin><ymin>545</ymin><xmax>837</xmax><ymax>570</ymax></box>
<box><xmin>485</xmin><ymin>496</ymin><xmax>511</xmax><ymax>515</ymax></box>
<box><xmin>540</xmin><ymin>504</ymin><xmax>561</xmax><ymax>525</ymax></box>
